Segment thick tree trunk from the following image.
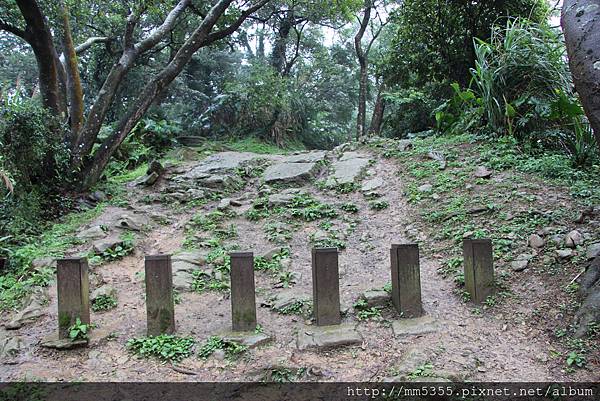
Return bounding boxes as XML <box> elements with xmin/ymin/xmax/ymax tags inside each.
<box><xmin>61</xmin><ymin>3</ymin><xmax>85</xmax><ymax>138</ymax></box>
<box><xmin>15</xmin><ymin>0</ymin><xmax>63</xmax><ymax>114</ymax></box>
<box><xmin>80</xmin><ymin>0</ymin><xmax>236</xmax><ymax>188</ymax></box>
<box><xmin>368</xmin><ymin>83</ymin><xmax>385</xmax><ymax>135</ymax></box>
<box><xmin>562</xmin><ymin>0</ymin><xmax>600</xmax><ymax>152</ymax></box>
<box><xmin>270</xmin><ymin>11</ymin><xmax>294</xmax><ymax>75</ymax></box>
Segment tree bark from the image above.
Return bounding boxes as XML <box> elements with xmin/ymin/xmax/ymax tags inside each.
<box><xmin>562</xmin><ymin>0</ymin><xmax>600</xmax><ymax>152</ymax></box>
<box><xmin>15</xmin><ymin>0</ymin><xmax>63</xmax><ymax>114</ymax></box>
<box><xmin>368</xmin><ymin>82</ymin><xmax>385</xmax><ymax>135</ymax></box>
<box><xmin>270</xmin><ymin>10</ymin><xmax>294</xmax><ymax>75</ymax></box>
<box><xmin>354</xmin><ymin>2</ymin><xmax>371</xmax><ymax>140</ymax></box>
<box><xmin>60</xmin><ymin>3</ymin><xmax>85</xmax><ymax>139</ymax></box>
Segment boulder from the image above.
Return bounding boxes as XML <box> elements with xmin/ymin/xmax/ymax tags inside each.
<box><xmin>586</xmin><ymin>243</ymin><xmax>600</xmax><ymax>260</ymax></box>
<box><xmin>283</xmin><ymin>151</ymin><xmax>327</xmax><ymax>163</ymax></box>
<box><xmin>5</xmin><ymin>287</ymin><xmax>49</xmax><ymax>329</ymax></box>
<box><xmin>328</xmin><ymin>157</ymin><xmax>369</xmax><ymax>185</ymax></box>
<box><xmin>90</xmin><ymin>285</ymin><xmax>117</xmax><ymax>302</ymax></box>
<box><xmin>172</xmin><ymin>260</ymin><xmax>200</xmax><ymax>291</ymax></box>
<box><xmin>268</xmin><ymin>193</ymin><xmax>296</xmax><ymax>207</ymax></box>
<box><xmin>474</xmin><ymin>166</ymin><xmax>492</xmax><ymax>179</ymax></box>
<box><xmin>0</xmin><ymin>329</ymin><xmax>23</xmax><ymax>358</ymax></box>
<box><xmin>217</xmin><ymin>198</ymin><xmax>231</xmax><ymax>211</ymax></box>
<box><xmin>528</xmin><ymin>234</ymin><xmax>545</xmax><ymax>249</ymax></box>
<box><xmin>565</xmin><ymin>230</ymin><xmax>584</xmax><ymax>248</ymax></box>
<box><xmin>417</xmin><ymin>184</ymin><xmax>433</xmax><ymax>193</ymax></box>
<box><xmin>263</xmin><ymin>162</ymin><xmax>319</xmax><ymax>184</ymax></box>
<box><xmin>92</xmin><ymin>236</ymin><xmax>124</xmax><ymax>254</ymax></box>
<box><xmin>133</xmin><ymin>172</ymin><xmax>159</xmax><ymax>186</ymax></box>
<box><xmin>359</xmin><ymin>290</ymin><xmax>391</xmax><ymax>308</ymax></box>
<box><xmin>556</xmin><ymin>249</ymin><xmax>574</xmax><ymax>259</ymax></box>
<box><xmin>173</xmin><ymin>251</ymin><xmax>207</xmax><ymax>266</ymax></box>
<box><xmin>182</xmin><ymin>152</ymin><xmax>259</xmax><ymax>178</ymax></box>
<box><xmin>361</xmin><ymin>177</ymin><xmax>384</xmax><ymax>193</ymax></box>
<box><xmin>78</xmin><ymin>225</ymin><xmax>106</xmax><ymax>240</ymax></box>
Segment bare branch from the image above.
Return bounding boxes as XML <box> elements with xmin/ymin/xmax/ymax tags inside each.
<box><xmin>75</xmin><ymin>36</ymin><xmax>111</xmax><ymax>54</ymax></box>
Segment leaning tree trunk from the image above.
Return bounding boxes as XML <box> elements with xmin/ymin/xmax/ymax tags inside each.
<box><xmin>368</xmin><ymin>82</ymin><xmax>385</xmax><ymax>136</ymax></box>
<box><xmin>562</xmin><ymin>0</ymin><xmax>600</xmax><ymax>152</ymax></box>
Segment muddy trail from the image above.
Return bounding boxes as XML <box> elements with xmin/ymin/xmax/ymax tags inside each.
<box><xmin>1</xmin><ymin>141</ymin><xmax>597</xmax><ymax>382</ymax></box>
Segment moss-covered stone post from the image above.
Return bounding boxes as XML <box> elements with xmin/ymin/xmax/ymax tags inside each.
<box><xmin>390</xmin><ymin>244</ymin><xmax>423</xmax><ymax>318</ymax></box>
<box><xmin>312</xmin><ymin>248</ymin><xmax>341</xmax><ymax>326</ymax></box>
<box><xmin>463</xmin><ymin>239</ymin><xmax>494</xmax><ymax>303</ymax></box>
<box><xmin>229</xmin><ymin>252</ymin><xmax>257</xmax><ymax>332</ymax></box>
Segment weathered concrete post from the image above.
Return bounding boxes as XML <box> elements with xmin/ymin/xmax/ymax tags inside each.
<box><xmin>312</xmin><ymin>248</ymin><xmax>341</xmax><ymax>326</ymax></box>
<box><xmin>145</xmin><ymin>255</ymin><xmax>175</xmax><ymax>335</ymax></box>
<box><xmin>390</xmin><ymin>244</ymin><xmax>423</xmax><ymax>318</ymax></box>
<box><xmin>463</xmin><ymin>239</ymin><xmax>494</xmax><ymax>303</ymax></box>
<box><xmin>57</xmin><ymin>258</ymin><xmax>90</xmax><ymax>339</ymax></box>
<box><xmin>229</xmin><ymin>252</ymin><xmax>257</xmax><ymax>332</ymax></box>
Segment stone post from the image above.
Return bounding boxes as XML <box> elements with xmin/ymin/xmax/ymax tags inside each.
<box><xmin>311</xmin><ymin>248</ymin><xmax>341</xmax><ymax>326</ymax></box>
<box><xmin>230</xmin><ymin>252</ymin><xmax>257</xmax><ymax>332</ymax></box>
<box><xmin>57</xmin><ymin>258</ymin><xmax>90</xmax><ymax>339</ymax></box>
<box><xmin>463</xmin><ymin>239</ymin><xmax>494</xmax><ymax>303</ymax></box>
<box><xmin>145</xmin><ymin>255</ymin><xmax>175</xmax><ymax>335</ymax></box>
<box><xmin>390</xmin><ymin>244</ymin><xmax>423</xmax><ymax>318</ymax></box>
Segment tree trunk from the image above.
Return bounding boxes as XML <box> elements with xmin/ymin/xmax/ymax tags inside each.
<box><xmin>16</xmin><ymin>0</ymin><xmax>63</xmax><ymax>114</ymax></box>
<box><xmin>80</xmin><ymin>0</ymin><xmax>235</xmax><ymax>188</ymax></box>
<box><xmin>354</xmin><ymin>1</ymin><xmax>372</xmax><ymax>140</ymax></box>
<box><xmin>562</xmin><ymin>0</ymin><xmax>600</xmax><ymax>152</ymax></box>
<box><xmin>368</xmin><ymin>82</ymin><xmax>385</xmax><ymax>135</ymax></box>
<box><xmin>60</xmin><ymin>3</ymin><xmax>85</xmax><ymax>139</ymax></box>
<box><xmin>270</xmin><ymin>11</ymin><xmax>294</xmax><ymax>75</ymax></box>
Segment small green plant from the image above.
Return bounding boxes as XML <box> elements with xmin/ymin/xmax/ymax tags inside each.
<box><xmin>340</xmin><ymin>202</ymin><xmax>359</xmax><ymax>213</ymax></box>
<box><xmin>197</xmin><ymin>336</ymin><xmax>247</xmax><ymax>360</ymax></box>
<box><xmin>369</xmin><ymin>200</ymin><xmax>389</xmax><ymax>210</ymax></box>
<box><xmin>68</xmin><ymin>318</ymin><xmax>91</xmax><ymax>341</ymax></box>
<box><xmin>127</xmin><ymin>335</ymin><xmax>195</xmax><ymax>363</ymax></box>
<box><xmin>566</xmin><ymin>351</ymin><xmax>586</xmax><ymax>369</ymax></box>
<box><xmin>408</xmin><ymin>363</ymin><xmax>434</xmax><ymax>379</ymax></box>
<box><xmin>91</xmin><ymin>294</ymin><xmax>117</xmax><ymax>312</ymax></box>
<box><xmin>287</xmin><ymin>194</ymin><xmax>338</xmax><ymax>221</ymax></box>
<box><xmin>266</xmin><ymin>367</ymin><xmax>307</xmax><ymax>382</ymax></box>
<box><xmin>353</xmin><ymin>298</ymin><xmax>383</xmax><ymax>321</ymax></box>
<box><xmin>272</xmin><ymin>299</ymin><xmax>311</xmax><ymax>316</ymax></box>
<box><xmin>333</xmin><ymin>182</ymin><xmax>359</xmax><ymax>194</ymax></box>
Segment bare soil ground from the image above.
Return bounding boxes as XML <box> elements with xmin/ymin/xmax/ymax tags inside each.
<box><xmin>1</xmin><ymin>142</ymin><xmax>598</xmax><ymax>382</ymax></box>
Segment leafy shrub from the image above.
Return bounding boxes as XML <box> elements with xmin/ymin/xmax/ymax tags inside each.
<box><xmin>197</xmin><ymin>336</ymin><xmax>247</xmax><ymax>360</ymax></box>
<box><xmin>91</xmin><ymin>294</ymin><xmax>117</xmax><ymax>312</ymax></box>
<box><xmin>68</xmin><ymin>318</ymin><xmax>92</xmax><ymax>341</ymax></box>
<box><xmin>127</xmin><ymin>335</ymin><xmax>195</xmax><ymax>362</ymax></box>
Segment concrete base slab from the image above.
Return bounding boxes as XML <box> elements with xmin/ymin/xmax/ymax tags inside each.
<box><xmin>297</xmin><ymin>324</ymin><xmax>362</xmax><ymax>350</ymax></box>
<box><xmin>392</xmin><ymin>315</ymin><xmax>439</xmax><ymax>337</ymax></box>
<box><xmin>219</xmin><ymin>331</ymin><xmax>273</xmax><ymax>349</ymax></box>
<box><xmin>41</xmin><ymin>335</ymin><xmax>88</xmax><ymax>350</ymax></box>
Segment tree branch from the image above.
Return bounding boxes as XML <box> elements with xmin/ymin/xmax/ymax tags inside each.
<box><xmin>0</xmin><ymin>19</ymin><xmax>28</xmax><ymax>41</ymax></box>
<box><xmin>135</xmin><ymin>0</ymin><xmax>192</xmax><ymax>53</ymax></box>
<box><xmin>202</xmin><ymin>0</ymin><xmax>270</xmax><ymax>45</ymax></box>
<box><xmin>75</xmin><ymin>36</ymin><xmax>111</xmax><ymax>54</ymax></box>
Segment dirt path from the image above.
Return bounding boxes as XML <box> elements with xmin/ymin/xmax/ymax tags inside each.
<box><xmin>1</xmin><ymin>148</ymin><xmax>595</xmax><ymax>382</ymax></box>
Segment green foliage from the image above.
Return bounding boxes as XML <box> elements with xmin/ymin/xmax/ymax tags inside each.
<box><xmin>369</xmin><ymin>200</ymin><xmax>389</xmax><ymax>210</ymax></box>
<box><xmin>127</xmin><ymin>335</ymin><xmax>196</xmax><ymax>363</ymax></box>
<box><xmin>91</xmin><ymin>294</ymin><xmax>118</xmax><ymax>312</ymax></box>
<box><xmin>288</xmin><ymin>194</ymin><xmax>338</xmax><ymax>221</ymax></box>
<box><xmin>0</xmin><ymin>92</ymin><xmax>69</xmax><ymax>191</ymax></box>
<box><xmin>68</xmin><ymin>318</ymin><xmax>91</xmax><ymax>341</ymax></box>
<box><xmin>386</xmin><ymin>0</ymin><xmax>549</xmax><ymax>87</ymax></box>
<box><xmin>197</xmin><ymin>336</ymin><xmax>247</xmax><ymax>360</ymax></box>
<box><xmin>254</xmin><ymin>248</ymin><xmax>290</xmax><ymax>275</ymax></box>
<box><xmin>339</xmin><ymin>202</ymin><xmax>359</xmax><ymax>213</ymax></box>
<box><xmin>353</xmin><ymin>298</ymin><xmax>382</xmax><ymax>321</ymax></box>
<box><xmin>272</xmin><ymin>299</ymin><xmax>311</xmax><ymax>316</ymax></box>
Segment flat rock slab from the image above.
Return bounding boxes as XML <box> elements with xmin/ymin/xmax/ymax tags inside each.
<box><xmin>296</xmin><ymin>324</ymin><xmax>363</xmax><ymax>350</ymax></box>
<box><xmin>220</xmin><ymin>331</ymin><xmax>273</xmax><ymax>349</ymax></box>
<box><xmin>41</xmin><ymin>336</ymin><xmax>88</xmax><ymax>350</ymax></box>
<box><xmin>361</xmin><ymin>177</ymin><xmax>384</xmax><ymax>192</ymax></box>
<box><xmin>283</xmin><ymin>151</ymin><xmax>327</xmax><ymax>164</ymax></box>
<box><xmin>392</xmin><ymin>315</ymin><xmax>439</xmax><ymax>337</ymax></box>
<box><xmin>328</xmin><ymin>157</ymin><xmax>369</xmax><ymax>185</ymax></box>
<box><xmin>360</xmin><ymin>289</ymin><xmax>391</xmax><ymax>308</ymax></box>
<box><xmin>0</xmin><ymin>329</ymin><xmax>24</xmax><ymax>358</ymax></box>
<box><xmin>183</xmin><ymin>152</ymin><xmax>259</xmax><ymax>178</ymax></box>
<box><xmin>172</xmin><ymin>251</ymin><xmax>207</xmax><ymax>266</ymax></box>
<box><xmin>263</xmin><ymin>162</ymin><xmax>318</xmax><ymax>184</ymax></box>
